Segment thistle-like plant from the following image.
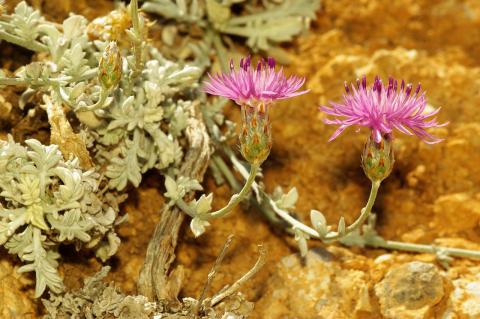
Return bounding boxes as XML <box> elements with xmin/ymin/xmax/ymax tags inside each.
<box><xmin>164</xmin><ymin>56</ymin><xmax>308</xmax><ymax>236</ymax></box>
<box><xmin>270</xmin><ymin>76</ymin><xmax>447</xmax><ymax>244</ymax></box>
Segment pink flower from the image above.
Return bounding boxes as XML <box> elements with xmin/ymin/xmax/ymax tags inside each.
<box><xmin>203</xmin><ymin>56</ymin><xmax>308</xmax><ymax>106</ymax></box>
<box><xmin>320</xmin><ymin>76</ymin><xmax>448</xmax><ymax>144</ymax></box>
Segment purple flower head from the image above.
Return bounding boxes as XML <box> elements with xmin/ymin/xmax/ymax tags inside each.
<box><xmin>203</xmin><ymin>56</ymin><xmax>308</xmax><ymax>107</ymax></box>
<box><xmin>320</xmin><ymin>75</ymin><xmax>448</xmax><ymax>144</ymax></box>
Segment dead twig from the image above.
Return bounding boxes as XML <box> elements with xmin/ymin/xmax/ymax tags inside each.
<box><xmin>209</xmin><ymin>244</ymin><xmax>267</xmax><ymax>307</ymax></box>
<box><xmin>194</xmin><ymin>234</ymin><xmax>235</xmax><ymax>315</ymax></box>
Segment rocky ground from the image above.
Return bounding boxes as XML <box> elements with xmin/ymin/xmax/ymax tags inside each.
<box><xmin>2</xmin><ymin>0</ymin><xmax>480</xmax><ymax>318</ymax></box>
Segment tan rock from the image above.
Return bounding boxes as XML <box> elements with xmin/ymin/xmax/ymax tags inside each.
<box><xmin>374</xmin><ymin>261</ymin><xmax>446</xmax><ymax>319</ymax></box>
<box><xmin>445</xmin><ymin>267</ymin><xmax>480</xmax><ymax>319</ymax></box>
<box><xmin>0</xmin><ymin>260</ymin><xmax>36</xmax><ymax>319</ymax></box>
<box><xmin>255</xmin><ymin>250</ymin><xmax>372</xmax><ymax>319</ymax></box>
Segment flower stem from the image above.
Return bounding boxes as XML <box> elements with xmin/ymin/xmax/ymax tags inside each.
<box><xmin>208</xmin><ymin>163</ymin><xmax>259</xmax><ymax>219</ymax></box>
<box><xmin>76</xmin><ymin>89</ymin><xmax>109</xmax><ymax>112</ymax></box>
<box><xmin>324</xmin><ymin>180</ymin><xmax>380</xmax><ymax>240</ymax></box>
<box><xmin>217</xmin><ymin>151</ymin><xmax>285</xmax><ymax>226</ymax></box>
<box><xmin>176</xmin><ymin>163</ymin><xmax>259</xmax><ymax>220</ymax></box>
<box><xmin>175</xmin><ymin>199</ymin><xmax>197</xmax><ymax>218</ymax></box>
<box><xmin>269</xmin><ymin>180</ymin><xmax>381</xmax><ymax>240</ymax></box>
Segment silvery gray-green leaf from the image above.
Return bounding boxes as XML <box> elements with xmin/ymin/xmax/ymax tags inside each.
<box><xmin>0</xmin><ymin>137</ymin><xmax>124</xmax><ymax>296</ymax></box>
<box><xmin>142</xmin><ymin>0</ymin><xmax>320</xmax><ymax>63</ymax></box>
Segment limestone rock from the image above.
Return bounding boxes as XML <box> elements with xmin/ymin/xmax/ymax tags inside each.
<box><xmin>444</xmin><ymin>267</ymin><xmax>480</xmax><ymax>319</ymax></box>
<box><xmin>0</xmin><ymin>259</ymin><xmax>36</xmax><ymax>319</ymax></box>
<box><xmin>255</xmin><ymin>250</ymin><xmax>372</xmax><ymax>319</ymax></box>
<box><xmin>374</xmin><ymin>261</ymin><xmax>446</xmax><ymax>319</ymax></box>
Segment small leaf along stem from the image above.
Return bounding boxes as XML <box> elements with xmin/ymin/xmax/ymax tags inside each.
<box><xmin>269</xmin><ymin>180</ymin><xmax>381</xmax><ymax>241</ymax></box>
<box><xmin>176</xmin><ymin>163</ymin><xmax>259</xmax><ymax>220</ymax></box>
<box><xmin>324</xmin><ymin>180</ymin><xmax>380</xmax><ymax>240</ymax></box>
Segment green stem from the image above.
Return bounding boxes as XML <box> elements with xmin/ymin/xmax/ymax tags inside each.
<box><xmin>269</xmin><ymin>180</ymin><xmax>381</xmax><ymax>240</ymax></box>
<box><xmin>76</xmin><ymin>89</ymin><xmax>108</xmax><ymax>112</ymax></box>
<box><xmin>130</xmin><ymin>0</ymin><xmax>144</xmax><ymax>81</ymax></box>
<box><xmin>208</xmin><ymin>163</ymin><xmax>259</xmax><ymax>219</ymax></box>
<box><xmin>216</xmin><ymin>151</ymin><xmax>285</xmax><ymax>226</ymax></box>
<box><xmin>365</xmin><ymin>236</ymin><xmax>480</xmax><ymax>260</ymax></box>
<box><xmin>212</xmin><ymin>155</ymin><xmax>241</xmax><ymax>191</ymax></box>
<box><xmin>176</xmin><ymin>163</ymin><xmax>259</xmax><ymax>220</ymax></box>
<box><xmin>175</xmin><ymin>199</ymin><xmax>197</xmax><ymax>218</ymax></box>
<box><xmin>325</xmin><ymin>180</ymin><xmax>380</xmax><ymax>240</ymax></box>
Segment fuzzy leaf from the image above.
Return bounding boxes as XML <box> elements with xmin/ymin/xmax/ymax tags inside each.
<box><xmin>294</xmin><ymin>228</ymin><xmax>309</xmax><ymax>257</ymax></box>
<box><xmin>273</xmin><ymin>187</ymin><xmax>298</xmax><ymax>211</ymax></box>
<box><xmin>310</xmin><ymin>210</ymin><xmax>329</xmax><ymax>238</ymax></box>
<box><xmin>222</xmin><ymin>0</ymin><xmax>320</xmax><ymax>51</ymax></box>
<box><xmin>190</xmin><ymin>217</ymin><xmax>210</xmax><ymax>237</ymax></box>
<box><xmin>164</xmin><ymin>175</ymin><xmax>179</xmax><ymax>201</ymax></box>
<box><xmin>47</xmin><ymin>210</ymin><xmax>92</xmax><ymax>242</ymax></box>
<box><xmin>338</xmin><ymin>216</ymin><xmax>346</xmax><ymax>236</ymax></box>
<box><xmin>189</xmin><ymin>193</ymin><xmax>213</xmax><ymax>216</ymax></box>
<box><xmin>17</xmin><ymin>228</ymin><xmax>63</xmax><ymax>297</ymax></box>
<box><xmin>106</xmin><ymin>138</ymin><xmax>142</xmax><ymax>190</ymax></box>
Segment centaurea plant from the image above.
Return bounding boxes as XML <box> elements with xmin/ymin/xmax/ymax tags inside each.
<box><xmin>271</xmin><ymin>76</ymin><xmax>447</xmax><ymax>245</ymax></box>
<box><xmin>175</xmin><ymin>56</ymin><xmax>307</xmax><ymax>235</ymax></box>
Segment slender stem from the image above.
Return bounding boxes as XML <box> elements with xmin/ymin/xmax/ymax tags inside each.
<box><xmin>365</xmin><ymin>236</ymin><xmax>480</xmax><ymax>260</ymax></box>
<box><xmin>221</xmin><ymin>148</ymin><xmax>286</xmax><ymax>227</ymax></box>
<box><xmin>195</xmin><ymin>234</ymin><xmax>234</xmax><ymax>314</ymax></box>
<box><xmin>212</xmin><ymin>155</ymin><xmax>241</xmax><ymax>191</ymax></box>
<box><xmin>210</xmin><ymin>245</ymin><xmax>266</xmax><ymax>307</ymax></box>
<box><xmin>130</xmin><ymin>0</ymin><xmax>144</xmax><ymax>81</ymax></box>
<box><xmin>325</xmin><ymin>180</ymin><xmax>380</xmax><ymax>240</ymax></box>
<box><xmin>226</xmin><ymin>149</ymin><xmax>260</xmax><ymax>194</ymax></box>
<box><xmin>175</xmin><ymin>199</ymin><xmax>196</xmax><ymax>218</ymax></box>
<box><xmin>208</xmin><ymin>163</ymin><xmax>259</xmax><ymax>219</ymax></box>
<box><xmin>76</xmin><ymin>89</ymin><xmax>108</xmax><ymax>112</ymax></box>
<box><xmin>176</xmin><ymin>163</ymin><xmax>259</xmax><ymax>220</ymax></box>
<box><xmin>0</xmin><ymin>30</ymin><xmax>48</xmax><ymax>52</ymax></box>
<box><xmin>269</xmin><ymin>198</ymin><xmax>318</xmax><ymax>237</ymax></box>
<box><xmin>269</xmin><ymin>180</ymin><xmax>381</xmax><ymax>241</ymax></box>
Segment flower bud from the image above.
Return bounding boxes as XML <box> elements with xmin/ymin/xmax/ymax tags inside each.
<box><xmin>98</xmin><ymin>41</ymin><xmax>122</xmax><ymax>90</ymax></box>
<box><xmin>239</xmin><ymin>103</ymin><xmax>272</xmax><ymax>165</ymax></box>
<box><xmin>361</xmin><ymin>133</ymin><xmax>394</xmax><ymax>182</ymax></box>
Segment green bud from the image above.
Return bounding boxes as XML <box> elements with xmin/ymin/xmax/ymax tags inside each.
<box><xmin>361</xmin><ymin>133</ymin><xmax>394</xmax><ymax>182</ymax></box>
<box><xmin>239</xmin><ymin>104</ymin><xmax>272</xmax><ymax>165</ymax></box>
<box><xmin>98</xmin><ymin>41</ymin><xmax>122</xmax><ymax>90</ymax></box>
